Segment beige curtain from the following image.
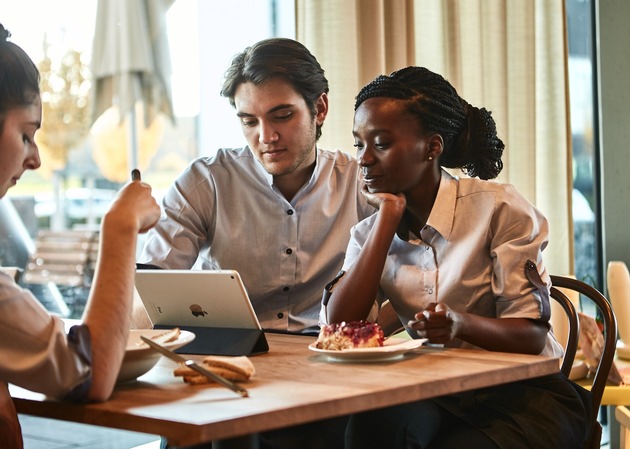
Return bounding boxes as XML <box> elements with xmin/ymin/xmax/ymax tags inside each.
<box><xmin>297</xmin><ymin>0</ymin><xmax>574</xmax><ymax>276</ymax></box>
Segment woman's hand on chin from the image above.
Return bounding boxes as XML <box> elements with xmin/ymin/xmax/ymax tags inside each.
<box><xmin>361</xmin><ymin>185</ymin><xmax>406</xmax><ymax>213</ymax></box>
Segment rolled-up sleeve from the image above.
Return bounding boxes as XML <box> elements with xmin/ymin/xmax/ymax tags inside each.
<box><xmin>0</xmin><ymin>274</ymin><xmax>91</xmax><ymax>401</ymax></box>
<box><xmin>489</xmin><ymin>185</ymin><xmax>551</xmax><ymax>321</ymax></box>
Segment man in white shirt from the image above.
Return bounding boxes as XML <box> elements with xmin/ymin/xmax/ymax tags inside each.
<box><xmin>138</xmin><ymin>38</ymin><xmax>373</xmax><ymax>335</ymax></box>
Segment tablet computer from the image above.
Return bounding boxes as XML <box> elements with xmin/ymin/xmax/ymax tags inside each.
<box><xmin>134</xmin><ymin>269</ymin><xmax>268</xmax><ymax>355</ymax></box>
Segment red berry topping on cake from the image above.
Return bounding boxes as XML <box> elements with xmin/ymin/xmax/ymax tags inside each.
<box><xmin>316</xmin><ymin>320</ymin><xmax>384</xmax><ymax>350</ymax></box>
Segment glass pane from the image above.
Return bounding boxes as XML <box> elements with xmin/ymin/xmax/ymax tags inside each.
<box><xmin>566</xmin><ymin>0</ymin><xmax>601</xmax><ymax>289</ymax></box>
<box><xmin>1</xmin><ymin>0</ymin><xmax>295</xmax><ymax>317</ymax></box>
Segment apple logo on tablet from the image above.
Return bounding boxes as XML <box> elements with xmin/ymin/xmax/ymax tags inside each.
<box><xmin>190</xmin><ymin>304</ymin><xmax>208</xmax><ymax>317</ymax></box>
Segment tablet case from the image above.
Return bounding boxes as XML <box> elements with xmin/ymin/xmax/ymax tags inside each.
<box><xmin>154</xmin><ymin>325</ymin><xmax>269</xmax><ymax>356</ymax></box>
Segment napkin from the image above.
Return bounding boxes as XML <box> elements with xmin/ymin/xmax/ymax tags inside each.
<box><xmin>578</xmin><ymin>312</ymin><xmax>623</xmax><ymax>385</ymax></box>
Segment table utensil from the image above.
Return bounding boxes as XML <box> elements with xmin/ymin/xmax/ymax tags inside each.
<box><xmin>119</xmin><ymin>329</ymin><xmax>195</xmax><ymax>383</ymax></box>
<box><xmin>140</xmin><ymin>335</ymin><xmax>249</xmax><ymax>397</ymax></box>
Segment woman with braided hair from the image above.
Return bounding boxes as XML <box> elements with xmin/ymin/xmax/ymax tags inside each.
<box><xmin>323</xmin><ymin>66</ymin><xmax>591</xmax><ymax>448</ymax></box>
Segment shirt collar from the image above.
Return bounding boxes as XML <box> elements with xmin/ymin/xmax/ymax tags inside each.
<box><xmin>248</xmin><ymin>145</ymin><xmax>322</xmax><ymax>190</ymax></box>
<box><xmin>425</xmin><ymin>169</ymin><xmax>458</xmax><ymax>241</ymax></box>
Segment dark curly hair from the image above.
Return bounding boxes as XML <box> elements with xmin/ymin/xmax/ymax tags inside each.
<box><xmin>220</xmin><ymin>38</ymin><xmax>329</xmax><ymax>141</ymax></box>
<box><xmin>0</xmin><ymin>23</ymin><xmax>40</xmax><ymax>132</ymax></box>
<box><xmin>355</xmin><ymin>66</ymin><xmax>504</xmax><ymax>180</ymax></box>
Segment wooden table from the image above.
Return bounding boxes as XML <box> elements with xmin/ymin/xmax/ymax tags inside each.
<box><xmin>12</xmin><ymin>333</ymin><xmax>559</xmax><ymax>448</ymax></box>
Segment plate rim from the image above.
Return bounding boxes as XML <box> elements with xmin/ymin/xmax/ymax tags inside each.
<box><xmin>126</xmin><ymin>329</ymin><xmax>196</xmax><ymax>353</ymax></box>
<box><xmin>308</xmin><ymin>337</ymin><xmax>425</xmax><ymax>360</ymax></box>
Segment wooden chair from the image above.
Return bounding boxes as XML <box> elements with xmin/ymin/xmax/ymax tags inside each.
<box><xmin>550</xmin><ymin>275</ymin><xmax>618</xmax><ymax>449</ymax></box>
<box><xmin>22</xmin><ymin>230</ymin><xmax>99</xmax><ymax>287</ymax></box>
<box><xmin>21</xmin><ymin>229</ymin><xmax>99</xmax><ymax>316</ymax></box>
<box><xmin>369</xmin><ymin>275</ymin><xmax>614</xmax><ymax>448</ymax></box>
<box><xmin>549</xmin><ymin>282</ymin><xmax>580</xmax><ymax>377</ymax></box>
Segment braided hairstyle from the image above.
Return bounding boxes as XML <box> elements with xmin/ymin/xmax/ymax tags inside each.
<box><xmin>220</xmin><ymin>38</ymin><xmax>329</xmax><ymax>141</ymax></box>
<box><xmin>355</xmin><ymin>66</ymin><xmax>504</xmax><ymax>180</ymax></box>
<box><xmin>0</xmin><ymin>23</ymin><xmax>40</xmax><ymax>132</ymax></box>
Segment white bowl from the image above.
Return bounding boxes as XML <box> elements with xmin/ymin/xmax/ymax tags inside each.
<box><xmin>117</xmin><ymin>329</ymin><xmax>195</xmax><ymax>383</ymax></box>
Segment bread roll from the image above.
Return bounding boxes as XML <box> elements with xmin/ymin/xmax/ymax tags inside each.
<box><xmin>174</xmin><ymin>355</ymin><xmax>255</xmax><ymax>384</ymax></box>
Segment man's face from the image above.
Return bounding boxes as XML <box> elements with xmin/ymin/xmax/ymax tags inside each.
<box><xmin>234</xmin><ymin>77</ymin><xmax>326</xmax><ymax>180</ymax></box>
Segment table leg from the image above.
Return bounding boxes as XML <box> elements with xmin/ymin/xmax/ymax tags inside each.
<box><xmin>214</xmin><ymin>434</ymin><xmax>260</xmax><ymax>449</ymax></box>
<box><xmin>609</xmin><ymin>406</ymin><xmax>620</xmax><ymax>449</ymax></box>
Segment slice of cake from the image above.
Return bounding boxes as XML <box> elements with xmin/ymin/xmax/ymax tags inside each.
<box><xmin>316</xmin><ymin>320</ymin><xmax>384</xmax><ymax>350</ymax></box>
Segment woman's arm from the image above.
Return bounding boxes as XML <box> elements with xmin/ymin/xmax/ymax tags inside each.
<box><xmin>327</xmin><ymin>192</ymin><xmax>406</xmax><ymax>323</ymax></box>
<box><xmin>81</xmin><ymin>179</ymin><xmax>160</xmax><ymax>402</ymax></box>
<box><xmin>410</xmin><ymin>303</ymin><xmax>549</xmax><ymax>354</ymax></box>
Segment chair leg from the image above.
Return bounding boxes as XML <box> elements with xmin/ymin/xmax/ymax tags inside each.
<box><xmin>588</xmin><ymin>421</ymin><xmax>602</xmax><ymax>449</ymax></box>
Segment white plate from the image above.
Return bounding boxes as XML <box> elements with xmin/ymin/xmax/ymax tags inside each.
<box><xmin>308</xmin><ymin>337</ymin><xmax>426</xmax><ymax>362</ymax></box>
<box><xmin>117</xmin><ymin>329</ymin><xmax>195</xmax><ymax>383</ymax></box>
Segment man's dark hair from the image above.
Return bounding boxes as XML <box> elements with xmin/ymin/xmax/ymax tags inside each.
<box><xmin>221</xmin><ymin>38</ymin><xmax>329</xmax><ymax>140</ymax></box>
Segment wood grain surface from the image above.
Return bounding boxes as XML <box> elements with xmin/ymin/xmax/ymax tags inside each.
<box><xmin>12</xmin><ymin>333</ymin><xmax>559</xmax><ymax>447</ymax></box>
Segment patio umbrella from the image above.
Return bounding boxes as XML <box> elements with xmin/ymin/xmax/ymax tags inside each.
<box><xmin>90</xmin><ymin>0</ymin><xmax>175</xmax><ymax>175</ymax></box>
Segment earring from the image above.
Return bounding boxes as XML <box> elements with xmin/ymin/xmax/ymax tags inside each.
<box><xmin>428</xmin><ymin>156</ymin><xmax>433</xmax><ymax>161</ymax></box>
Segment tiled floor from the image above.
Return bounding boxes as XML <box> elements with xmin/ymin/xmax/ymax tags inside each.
<box><xmin>20</xmin><ymin>415</ymin><xmax>160</xmax><ymax>449</ymax></box>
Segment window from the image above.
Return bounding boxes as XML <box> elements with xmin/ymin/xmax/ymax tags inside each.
<box><xmin>3</xmin><ymin>0</ymin><xmax>602</xmax><ymax>310</ymax></box>
<box><xmin>5</xmin><ymin>0</ymin><xmax>295</xmax><ymax>227</ymax></box>
<box><xmin>1</xmin><ymin>0</ymin><xmax>294</xmax><ymax>316</ymax></box>
<box><xmin>565</xmin><ymin>0</ymin><xmax>601</xmax><ymax>288</ymax></box>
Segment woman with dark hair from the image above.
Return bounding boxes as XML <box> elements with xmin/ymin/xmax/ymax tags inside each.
<box><xmin>324</xmin><ymin>66</ymin><xmax>591</xmax><ymax>449</ymax></box>
<box><xmin>0</xmin><ymin>23</ymin><xmax>160</xmax><ymax>448</ymax></box>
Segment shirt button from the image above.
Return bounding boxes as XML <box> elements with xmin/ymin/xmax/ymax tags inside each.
<box><xmin>285</xmin><ymin>248</ymin><xmax>293</xmax><ymax>255</ymax></box>
<box><xmin>287</xmin><ymin>209</ymin><xmax>294</xmax><ymax>215</ymax></box>
<box><xmin>283</xmin><ymin>286</ymin><xmax>289</xmax><ymax>292</ymax></box>
<box><xmin>277</xmin><ymin>312</ymin><xmax>284</xmax><ymax>319</ymax></box>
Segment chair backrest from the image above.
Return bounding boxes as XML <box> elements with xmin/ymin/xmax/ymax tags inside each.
<box><xmin>550</xmin><ymin>275</ymin><xmax>618</xmax><ymax>447</ymax></box>
<box><xmin>22</xmin><ymin>230</ymin><xmax>99</xmax><ymax>287</ymax></box>
<box><xmin>549</xmin><ymin>284</ymin><xmax>580</xmax><ymax>377</ymax></box>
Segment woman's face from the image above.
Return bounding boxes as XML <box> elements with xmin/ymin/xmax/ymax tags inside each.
<box><xmin>0</xmin><ymin>96</ymin><xmax>42</xmax><ymax>198</ymax></box>
<box><xmin>353</xmin><ymin>97</ymin><xmax>435</xmax><ymax>195</ymax></box>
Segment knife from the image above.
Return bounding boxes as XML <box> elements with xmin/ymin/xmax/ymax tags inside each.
<box><xmin>140</xmin><ymin>335</ymin><xmax>249</xmax><ymax>397</ymax></box>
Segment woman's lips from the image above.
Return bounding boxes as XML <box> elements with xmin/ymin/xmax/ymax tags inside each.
<box><xmin>362</xmin><ymin>174</ymin><xmax>381</xmax><ymax>186</ymax></box>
